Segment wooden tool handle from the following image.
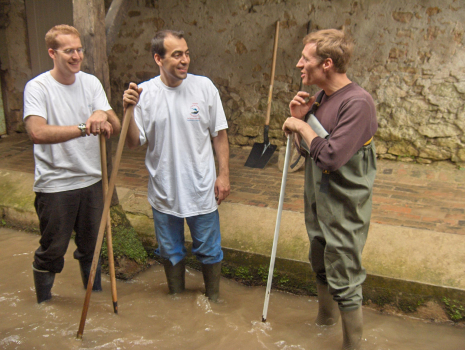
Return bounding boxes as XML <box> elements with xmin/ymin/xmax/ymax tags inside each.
<box><xmin>77</xmin><ymin>106</ymin><xmax>134</xmax><ymax>339</ymax></box>
<box><xmin>99</xmin><ymin>135</ymin><xmax>118</xmax><ymax>314</ymax></box>
<box><xmin>265</xmin><ymin>21</ymin><xmax>280</xmax><ymax>126</ymax></box>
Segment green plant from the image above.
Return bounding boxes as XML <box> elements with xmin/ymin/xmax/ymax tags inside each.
<box><xmin>442</xmin><ymin>297</ymin><xmax>465</xmax><ymax>322</ymax></box>
<box><xmin>221</xmin><ymin>265</ymin><xmax>232</xmax><ymax>276</ymax></box>
<box><xmin>234</xmin><ymin>266</ymin><xmax>253</xmax><ymax>280</ymax></box>
<box><xmin>257</xmin><ymin>265</ymin><xmax>268</xmax><ymax>282</ymax></box>
<box><xmin>101</xmin><ymin>226</ymin><xmax>148</xmax><ymax>264</ymax></box>
<box><xmin>257</xmin><ymin>265</ymin><xmax>278</xmax><ymax>282</ymax></box>
<box><xmin>278</xmin><ymin>275</ymin><xmax>290</xmax><ymax>285</ymax></box>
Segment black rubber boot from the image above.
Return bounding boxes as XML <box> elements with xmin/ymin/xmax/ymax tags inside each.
<box><xmin>79</xmin><ymin>259</ymin><xmax>102</xmax><ymax>291</ymax></box>
<box><xmin>315</xmin><ymin>283</ymin><xmax>340</xmax><ymax>326</ymax></box>
<box><xmin>162</xmin><ymin>259</ymin><xmax>185</xmax><ymax>294</ymax></box>
<box><xmin>201</xmin><ymin>262</ymin><xmax>221</xmax><ymax>302</ymax></box>
<box><xmin>32</xmin><ymin>266</ymin><xmax>55</xmax><ymax>303</ymax></box>
<box><xmin>341</xmin><ymin>307</ymin><xmax>363</xmax><ymax>350</ymax></box>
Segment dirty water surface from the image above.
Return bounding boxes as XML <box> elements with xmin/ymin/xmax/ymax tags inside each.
<box><xmin>0</xmin><ymin>228</ymin><xmax>464</xmax><ymax>350</ymax></box>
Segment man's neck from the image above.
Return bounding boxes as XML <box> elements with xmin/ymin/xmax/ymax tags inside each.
<box><xmin>320</xmin><ymin>73</ymin><xmax>352</xmax><ymax>96</ymax></box>
<box><xmin>160</xmin><ymin>74</ymin><xmax>183</xmax><ymax>88</ymax></box>
<box><xmin>50</xmin><ymin>69</ymin><xmax>76</xmax><ymax>85</ymax></box>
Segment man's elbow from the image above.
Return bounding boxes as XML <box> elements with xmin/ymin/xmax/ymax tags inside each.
<box><xmin>113</xmin><ymin>124</ymin><xmax>122</xmax><ymax>136</ymax></box>
<box><xmin>125</xmin><ymin>138</ymin><xmax>140</xmax><ymax>149</ymax></box>
<box><xmin>112</xmin><ymin>119</ymin><xmax>122</xmax><ymax>135</ymax></box>
<box><xmin>27</xmin><ymin>129</ymin><xmax>44</xmax><ymax>144</ymax></box>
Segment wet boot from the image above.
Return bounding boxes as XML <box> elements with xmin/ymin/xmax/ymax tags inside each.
<box><xmin>315</xmin><ymin>283</ymin><xmax>340</xmax><ymax>326</ymax></box>
<box><xmin>201</xmin><ymin>262</ymin><xmax>221</xmax><ymax>302</ymax></box>
<box><xmin>163</xmin><ymin>259</ymin><xmax>185</xmax><ymax>294</ymax></box>
<box><xmin>79</xmin><ymin>259</ymin><xmax>102</xmax><ymax>291</ymax></box>
<box><xmin>32</xmin><ymin>266</ymin><xmax>55</xmax><ymax>303</ymax></box>
<box><xmin>341</xmin><ymin>307</ymin><xmax>363</xmax><ymax>350</ymax></box>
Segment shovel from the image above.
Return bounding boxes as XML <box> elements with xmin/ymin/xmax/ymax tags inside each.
<box><xmin>245</xmin><ymin>21</ymin><xmax>280</xmax><ymax>169</ymax></box>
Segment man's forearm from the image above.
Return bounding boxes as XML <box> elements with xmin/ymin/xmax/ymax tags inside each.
<box><xmin>26</xmin><ymin>116</ymin><xmax>83</xmax><ymax>144</ymax></box>
<box><xmin>212</xmin><ymin>129</ymin><xmax>230</xmax><ymax>176</ymax></box>
<box><xmin>298</xmin><ymin>122</ymin><xmax>318</xmax><ymax>152</ymax></box>
<box><xmin>106</xmin><ymin>110</ymin><xmax>121</xmax><ymax>135</ymax></box>
<box><xmin>124</xmin><ymin>107</ymin><xmax>141</xmax><ymax>149</ymax></box>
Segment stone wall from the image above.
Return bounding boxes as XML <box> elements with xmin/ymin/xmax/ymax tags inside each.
<box><xmin>1</xmin><ymin>0</ymin><xmax>464</xmax><ymax>164</ymax></box>
<box><xmin>108</xmin><ymin>0</ymin><xmax>465</xmax><ymax>164</ymax></box>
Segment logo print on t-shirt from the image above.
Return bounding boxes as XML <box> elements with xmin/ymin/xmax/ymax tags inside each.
<box><xmin>188</xmin><ymin>103</ymin><xmax>200</xmax><ymax>121</ymax></box>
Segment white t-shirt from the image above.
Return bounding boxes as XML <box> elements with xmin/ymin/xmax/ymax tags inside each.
<box><xmin>23</xmin><ymin>71</ymin><xmax>112</xmax><ymax>193</ymax></box>
<box><xmin>134</xmin><ymin>74</ymin><xmax>228</xmax><ymax>218</ymax></box>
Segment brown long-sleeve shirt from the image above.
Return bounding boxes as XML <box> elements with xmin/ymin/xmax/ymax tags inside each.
<box><xmin>309</xmin><ymin>83</ymin><xmax>378</xmax><ymax>171</ymax></box>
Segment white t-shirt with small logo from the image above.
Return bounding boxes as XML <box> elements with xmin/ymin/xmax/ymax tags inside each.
<box><xmin>134</xmin><ymin>74</ymin><xmax>228</xmax><ymax>218</ymax></box>
<box><xmin>23</xmin><ymin>71</ymin><xmax>111</xmax><ymax>193</ymax></box>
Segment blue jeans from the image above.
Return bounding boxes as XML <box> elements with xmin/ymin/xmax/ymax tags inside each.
<box><xmin>152</xmin><ymin>208</ymin><xmax>223</xmax><ymax>266</ymax></box>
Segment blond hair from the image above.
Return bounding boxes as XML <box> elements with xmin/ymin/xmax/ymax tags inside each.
<box><xmin>303</xmin><ymin>29</ymin><xmax>353</xmax><ymax>73</ymax></box>
<box><xmin>45</xmin><ymin>25</ymin><xmax>80</xmax><ymax>50</ymax></box>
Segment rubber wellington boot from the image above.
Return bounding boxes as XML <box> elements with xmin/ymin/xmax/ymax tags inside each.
<box><xmin>79</xmin><ymin>259</ymin><xmax>102</xmax><ymax>291</ymax></box>
<box><xmin>163</xmin><ymin>259</ymin><xmax>185</xmax><ymax>294</ymax></box>
<box><xmin>201</xmin><ymin>262</ymin><xmax>221</xmax><ymax>302</ymax></box>
<box><xmin>32</xmin><ymin>266</ymin><xmax>55</xmax><ymax>303</ymax></box>
<box><xmin>315</xmin><ymin>283</ymin><xmax>340</xmax><ymax>326</ymax></box>
<box><xmin>341</xmin><ymin>307</ymin><xmax>363</xmax><ymax>350</ymax></box>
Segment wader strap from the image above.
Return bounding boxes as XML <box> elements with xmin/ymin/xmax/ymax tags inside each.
<box><xmin>320</xmin><ymin>170</ymin><xmax>330</xmax><ymax>194</ymax></box>
<box><xmin>364</xmin><ymin>137</ymin><xmax>373</xmax><ymax>146</ymax></box>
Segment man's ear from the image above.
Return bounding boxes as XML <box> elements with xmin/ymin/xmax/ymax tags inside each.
<box><xmin>48</xmin><ymin>48</ymin><xmax>56</xmax><ymax>60</ymax></box>
<box><xmin>154</xmin><ymin>53</ymin><xmax>162</xmax><ymax>67</ymax></box>
<box><xmin>322</xmin><ymin>58</ymin><xmax>333</xmax><ymax>72</ymax></box>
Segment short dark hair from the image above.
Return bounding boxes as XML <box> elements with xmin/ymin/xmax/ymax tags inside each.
<box><xmin>151</xmin><ymin>30</ymin><xmax>185</xmax><ymax>58</ymax></box>
<box><xmin>303</xmin><ymin>29</ymin><xmax>354</xmax><ymax>73</ymax></box>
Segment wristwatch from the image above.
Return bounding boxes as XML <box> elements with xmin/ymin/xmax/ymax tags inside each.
<box><xmin>78</xmin><ymin>123</ymin><xmax>86</xmax><ymax>137</ymax></box>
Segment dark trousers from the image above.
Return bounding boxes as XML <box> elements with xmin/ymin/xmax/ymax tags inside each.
<box><xmin>33</xmin><ymin>181</ymin><xmax>103</xmax><ymax>273</ymax></box>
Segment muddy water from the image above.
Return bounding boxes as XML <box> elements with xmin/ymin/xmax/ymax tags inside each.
<box><xmin>1</xmin><ymin>228</ymin><xmax>464</xmax><ymax>350</ymax></box>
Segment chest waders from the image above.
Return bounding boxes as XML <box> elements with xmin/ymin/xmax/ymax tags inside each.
<box><xmin>300</xmin><ymin>95</ymin><xmax>376</xmax><ymax>349</ymax></box>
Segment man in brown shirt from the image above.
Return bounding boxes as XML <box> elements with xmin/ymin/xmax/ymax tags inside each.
<box><xmin>283</xmin><ymin>29</ymin><xmax>377</xmax><ymax>350</ymax></box>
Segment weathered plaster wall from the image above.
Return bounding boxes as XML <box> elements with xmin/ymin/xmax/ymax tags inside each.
<box><xmin>1</xmin><ymin>0</ymin><xmax>464</xmax><ymax>164</ymax></box>
<box><xmin>0</xmin><ymin>0</ymin><xmax>31</xmax><ymax>134</ymax></box>
<box><xmin>108</xmin><ymin>0</ymin><xmax>465</xmax><ymax>164</ymax></box>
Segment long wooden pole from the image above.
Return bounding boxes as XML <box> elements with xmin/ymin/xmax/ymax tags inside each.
<box><xmin>99</xmin><ymin>134</ymin><xmax>118</xmax><ymax>314</ymax></box>
<box><xmin>264</xmin><ymin>21</ymin><xmax>280</xmax><ymax>127</ymax></box>
<box><xmin>77</xmin><ymin>107</ymin><xmax>133</xmax><ymax>339</ymax></box>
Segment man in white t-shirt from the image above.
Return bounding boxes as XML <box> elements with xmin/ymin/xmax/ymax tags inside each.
<box><xmin>23</xmin><ymin>25</ymin><xmax>121</xmax><ymax>303</ymax></box>
<box><xmin>123</xmin><ymin>30</ymin><xmax>230</xmax><ymax>302</ymax></box>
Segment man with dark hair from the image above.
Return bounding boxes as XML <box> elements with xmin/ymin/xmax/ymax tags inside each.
<box><xmin>283</xmin><ymin>28</ymin><xmax>377</xmax><ymax>350</ymax></box>
<box><xmin>23</xmin><ymin>24</ymin><xmax>121</xmax><ymax>303</ymax></box>
<box><xmin>150</xmin><ymin>30</ymin><xmax>185</xmax><ymax>58</ymax></box>
<box><xmin>123</xmin><ymin>29</ymin><xmax>230</xmax><ymax>302</ymax></box>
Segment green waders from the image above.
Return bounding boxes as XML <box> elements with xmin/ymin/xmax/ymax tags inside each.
<box><xmin>305</xmin><ymin>142</ymin><xmax>376</xmax><ymax>309</ymax></box>
<box><xmin>305</xmin><ymin>142</ymin><xmax>376</xmax><ymax>349</ymax></box>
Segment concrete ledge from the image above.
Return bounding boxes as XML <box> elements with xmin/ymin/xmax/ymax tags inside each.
<box><xmin>117</xmin><ymin>186</ymin><xmax>465</xmax><ymax>317</ymax></box>
<box><xmin>118</xmin><ymin>187</ymin><xmax>465</xmax><ymax>291</ymax></box>
<box><xmin>0</xmin><ymin>170</ymin><xmax>38</xmax><ymax>229</ymax></box>
<box><xmin>183</xmin><ymin>245</ymin><xmax>465</xmax><ymax>316</ymax></box>
<box><xmin>1</xmin><ymin>172</ymin><xmax>463</xmax><ymax>318</ymax></box>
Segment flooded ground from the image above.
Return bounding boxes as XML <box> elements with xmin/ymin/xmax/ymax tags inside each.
<box><xmin>0</xmin><ymin>227</ymin><xmax>464</xmax><ymax>350</ymax></box>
